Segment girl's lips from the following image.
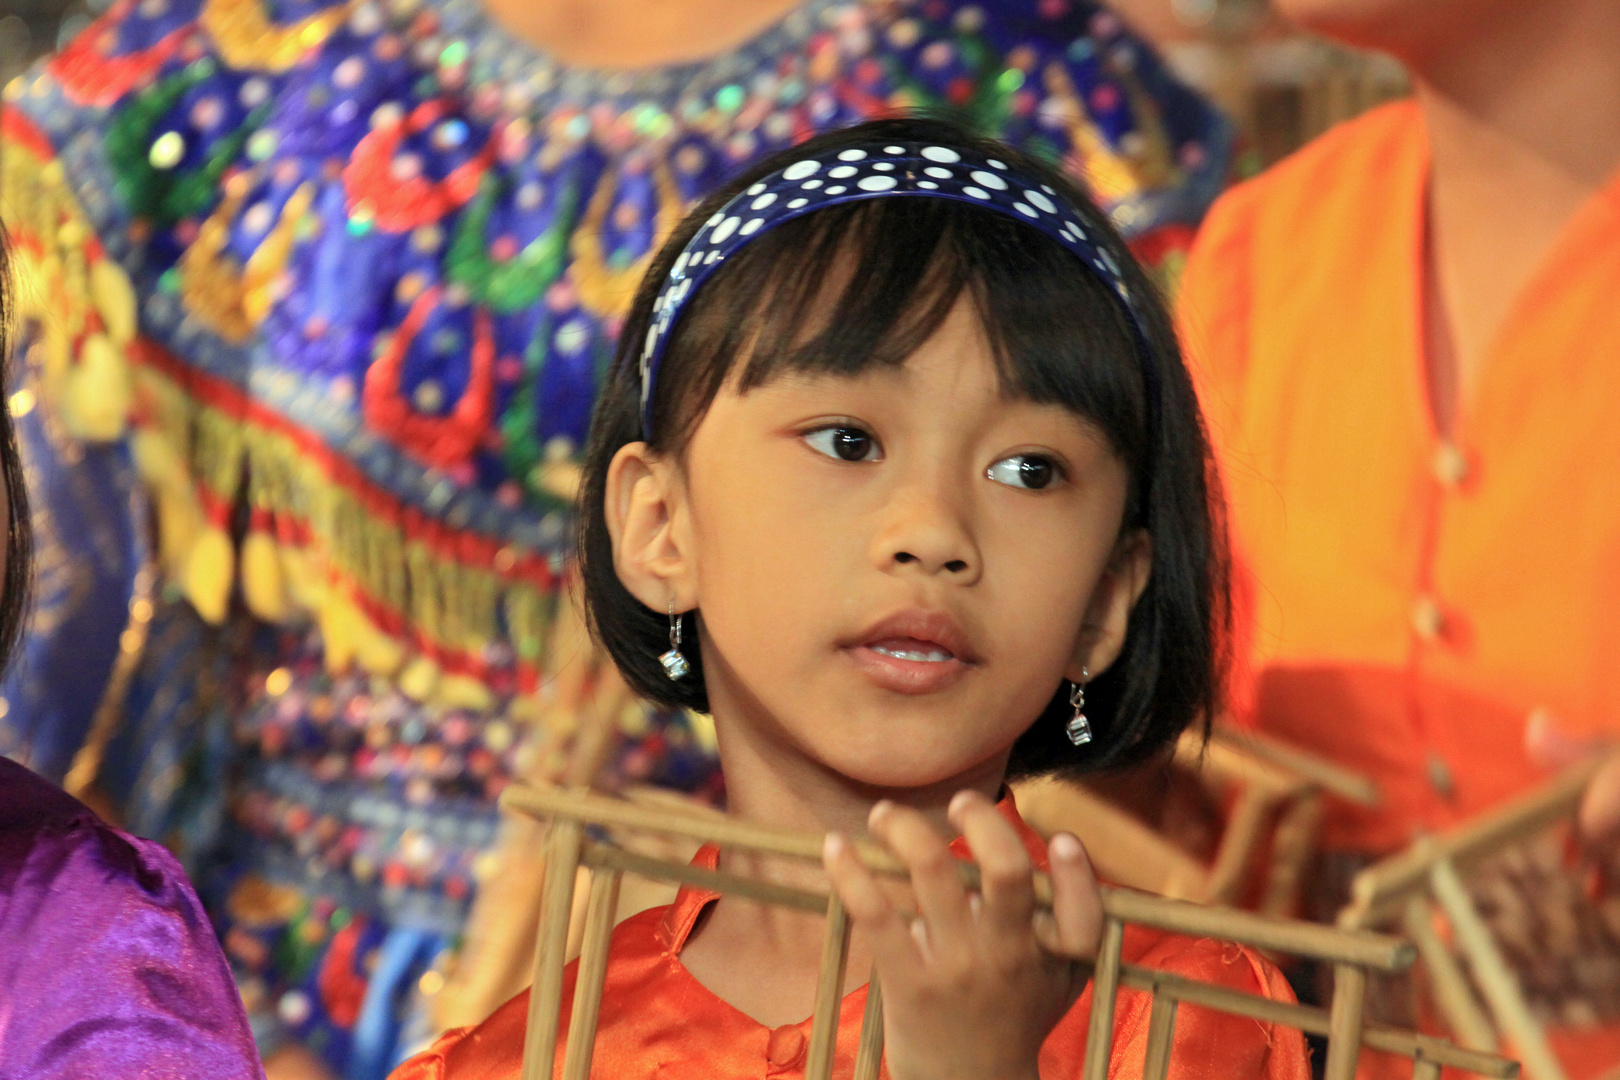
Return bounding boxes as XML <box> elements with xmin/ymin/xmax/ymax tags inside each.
<box><xmin>845</xmin><ymin>638</ymin><xmax>970</xmax><ymax>695</ymax></box>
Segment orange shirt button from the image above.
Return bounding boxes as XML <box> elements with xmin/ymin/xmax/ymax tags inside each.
<box><xmin>1432</xmin><ymin>440</ymin><xmax>1470</xmax><ymax>488</ymax></box>
<box><xmin>1411</xmin><ymin>595</ymin><xmax>1444</xmax><ymax>642</ymax></box>
<box><xmin>766</xmin><ymin>1025</ymin><xmax>807</xmax><ymax>1070</ymax></box>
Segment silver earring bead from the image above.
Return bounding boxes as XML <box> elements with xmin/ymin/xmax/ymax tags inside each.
<box><xmin>659</xmin><ymin>598</ymin><xmax>691</xmax><ymax>681</ymax></box>
<box><xmin>1065</xmin><ymin>667</ymin><xmax>1092</xmax><ymax>746</ymax></box>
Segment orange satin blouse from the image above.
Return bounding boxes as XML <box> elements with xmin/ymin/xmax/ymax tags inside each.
<box><xmin>392</xmin><ymin>802</ymin><xmax>1308</xmax><ymax>1080</ymax></box>
<box><xmin>1179</xmin><ymin>100</ymin><xmax>1620</xmax><ymax>855</ymax></box>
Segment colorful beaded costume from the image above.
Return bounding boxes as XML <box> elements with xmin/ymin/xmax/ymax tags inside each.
<box><xmin>0</xmin><ymin>1</ymin><xmax>1229</xmax><ymax>1074</ymax></box>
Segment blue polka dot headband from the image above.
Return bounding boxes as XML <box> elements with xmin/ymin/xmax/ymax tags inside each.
<box><xmin>639</xmin><ymin>139</ymin><xmax>1150</xmax><ymax>437</ymax></box>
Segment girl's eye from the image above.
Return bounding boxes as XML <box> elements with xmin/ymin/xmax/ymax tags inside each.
<box><xmin>987</xmin><ymin>454</ymin><xmax>1058</xmax><ymax>490</ymax></box>
<box><xmin>804</xmin><ymin>426</ymin><xmax>881</xmax><ymax>463</ymax></box>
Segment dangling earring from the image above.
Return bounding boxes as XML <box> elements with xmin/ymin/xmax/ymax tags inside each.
<box><xmin>1066</xmin><ymin>667</ymin><xmax>1092</xmax><ymax>746</ymax></box>
<box><xmin>659</xmin><ymin>598</ymin><xmax>691</xmax><ymax>681</ymax></box>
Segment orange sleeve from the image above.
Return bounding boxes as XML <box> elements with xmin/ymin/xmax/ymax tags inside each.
<box><xmin>1176</xmin><ymin>186</ymin><xmax>1264</xmax><ymax>726</ymax></box>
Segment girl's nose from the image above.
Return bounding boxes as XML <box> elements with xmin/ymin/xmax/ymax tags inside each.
<box><xmin>873</xmin><ymin>480</ymin><xmax>982</xmax><ymax>582</ymax></box>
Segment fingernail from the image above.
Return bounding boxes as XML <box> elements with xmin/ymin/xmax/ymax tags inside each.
<box><xmin>948</xmin><ymin>790</ymin><xmax>974</xmax><ymax>817</ymax></box>
<box><xmin>869</xmin><ymin>800</ymin><xmax>893</xmax><ymax>826</ymax></box>
<box><xmin>1050</xmin><ymin>833</ymin><xmax>1082</xmax><ymax>861</ymax></box>
<box><xmin>824</xmin><ymin>832</ymin><xmax>846</xmax><ymax>861</ymax></box>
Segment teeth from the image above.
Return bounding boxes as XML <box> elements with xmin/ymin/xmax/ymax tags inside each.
<box><xmin>872</xmin><ymin>646</ymin><xmax>951</xmax><ymax>663</ymax></box>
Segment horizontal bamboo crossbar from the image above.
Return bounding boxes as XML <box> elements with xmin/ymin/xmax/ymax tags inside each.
<box><xmin>504</xmin><ymin>784</ymin><xmax>1416</xmax><ymax>970</ymax></box>
<box><xmin>1207</xmin><ymin>728</ymin><xmax>1383</xmax><ymax>807</ymax></box>
<box><xmin>1117</xmin><ymin>966</ymin><xmax>1517</xmax><ymax>1077</ymax></box>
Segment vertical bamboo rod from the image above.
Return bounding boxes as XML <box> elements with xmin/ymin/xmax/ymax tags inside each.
<box><xmin>1413</xmin><ymin>1058</ymin><xmax>1442</xmax><ymax>1080</ymax></box>
<box><xmin>853</xmin><ymin>967</ymin><xmax>884</xmax><ymax>1080</ymax></box>
<box><xmin>1400</xmin><ymin>896</ymin><xmax>1495</xmax><ymax>1052</ymax></box>
<box><xmin>1322</xmin><ymin>963</ymin><xmax>1367</xmax><ymax>1080</ymax></box>
<box><xmin>1141</xmin><ymin>991</ymin><xmax>1179</xmax><ymax>1080</ymax></box>
<box><xmin>1083</xmin><ymin>917</ymin><xmax>1127</xmax><ymax>1080</ymax></box>
<box><xmin>521</xmin><ymin>818</ymin><xmax>585</xmax><ymax>1080</ymax></box>
<box><xmin>805</xmin><ymin>895</ymin><xmax>853</xmax><ymax>1080</ymax></box>
<box><xmin>559</xmin><ymin>868</ymin><xmax>623</xmax><ymax>1080</ymax></box>
<box><xmin>1430</xmin><ymin>859</ymin><xmax>1568</xmax><ymax>1080</ymax></box>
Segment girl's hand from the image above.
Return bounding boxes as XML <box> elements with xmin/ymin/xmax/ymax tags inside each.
<box><xmin>823</xmin><ymin>790</ymin><xmax>1103</xmax><ymax>1080</ymax></box>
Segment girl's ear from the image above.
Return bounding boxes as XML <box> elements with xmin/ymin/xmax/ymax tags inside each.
<box><xmin>1066</xmin><ymin>529</ymin><xmax>1152</xmax><ymax>682</ymax></box>
<box><xmin>603</xmin><ymin>441</ymin><xmax>697</xmax><ymax>612</ymax></box>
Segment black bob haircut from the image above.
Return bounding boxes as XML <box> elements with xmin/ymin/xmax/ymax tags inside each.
<box><xmin>577</xmin><ymin>115</ymin><xmax>1226</xmax><ymax>776</ymax></box>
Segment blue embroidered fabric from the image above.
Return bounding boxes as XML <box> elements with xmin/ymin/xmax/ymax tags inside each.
<box><xmin>2</xmin><ymin>0</ymin><xmax>1231</xmax><ymax>1075</ymax></box>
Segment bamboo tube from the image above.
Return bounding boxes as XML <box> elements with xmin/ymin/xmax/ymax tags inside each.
<box><xmin>504</xmin><ymin>783</ymin><xmax>1414</xmax><ymax>971</ymax></box>
<box><xmin>1260</xmin><ymin>792</ymin><xmax>1324</xmax><ymax>917</ymax></box>
<box><xmin>854</xmin><ymin>968</ymin><xmax>884</xmax><ymax>1080</ymax></box>
<box><xmin>1209</xmin><ymin>727</ymin><xmax>1381</xmax><ymax>806</ymax></box>
<box><xmin>1083</xmin><ymin>918</ymin><xmax>1127</xmax><ymax>1080</ymax></box>
<box><xmin>580</xmin><ymin>839</ymin><xmax>827</xmax><ymax>913</ymax></box>
<box><xmin>1322</xmin><ymin>963</ymin><xmax>1367</xmax><ymax>1080</ymax></box>
<box><xmin>1176</xmin><ymin>729</ymin><xmax>1304</xmax><ymax>800</ymax></box>
<box><xmin>1206</xmin><ymin>787</ymin><xmax>1274</xmax><ymax>904</ymax></box>
<box><xmin>1349</xmin><ymin>759</ymin><xmax>1606</xmax><ymax>917</ymax></box>
<box><xmin>1429</xmin><ymin>859</ymin><xmax>1567</xmax><ymax>1080</ymax></box>
<box><xmin>1104</xmin><ymin>889</ymin><xmax>1412</xmax><ymax>972</ymax></box>
<box><xmin>559</xmin><ymin>868</ymin><xmax>622</xmax><ymax>1080</ymax></box>
<box><xmin>1414</xmin><ymin>1059</ymin><xmax>1442</xmax><ymax>1080</ymax></box>
<box><xmin>1011</xmin><ymin>777</ymin><xmax>1211</xmax><ymax>902</ymax></box>
<box><xmin>1141</xmin><ymin>992</ymin><xmax>1179</xmax><ymax>1080</ymax></box>
<box><xmin>1114</xmin><ymin>966</ymin><xmax>1518</xmax><ymax>1077</ymax></box>
<box><xmin>1400</xmin><ymin>896</ymin><xmax>1495</xmax><ymax>1053</ymax></box>
<box><xmin>522</xmin><ymin>818</ymin><xmax>585</xmax><ymax>1080</ymax></box>
<box><xmin>806</xmin><ymin>896</ymin><xmax>853</xmax><ymax>1080</ymax></box>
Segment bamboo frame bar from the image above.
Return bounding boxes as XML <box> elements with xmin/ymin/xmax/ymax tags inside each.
<box><xmin>1429</xmin><ymin>859</ymin><xmax>1567</xmax><ymax>1080</ymax></box>
<box><xmin>1207</xmin><ymin>727</ymin><xmax>1382</xmax><ymax>807</ymax></box>
<box><xmin>1141</xmin><ymin>993</ymin><xmax>1179</xmax><ymax>1080</ymax></box>
<box><xmin>1401</xmin><ymin>896</ymin><xmax>1495</xmax><ymax>1053</ymax></box>
<box><xmin>805</xmin><ymin>896</ymin><xmax>853</xmax><ymax>1080</ymax></box>
<box><xmin>1323</xmin><ymin>963</ymin><xmax>1367</xmax><ymax>1080</ymax></box>
<box><xmin>522</xmin><ymin>817</ymin><xmax>583</xmax><ymax>1080</ymax></box>
<box><xmin>853</xmin><ymin>968</ymin><xmax>884</xmax><ymax>1080</ymax></box>
<box><xmin>1083</xmin><ymin>917</ymin><xmax>1126</xmax><ymax>1080</ymax></box>
<box><xmin>560</xmin><ymin>869</ymin><xmax>622</xmax><ymax>1080</ymax></box>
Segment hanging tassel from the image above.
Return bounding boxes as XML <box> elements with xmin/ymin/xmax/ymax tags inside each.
<box><xmin>183</xmin><ymin>508</ymin><xmax>235</xmax><ymax>625</ymax></box>
<box><xmin>241</xmin><ymin>522</ymin><xmax>290</xmax><ymax>623</ymax></box>
<box><xmin>398</xmin><ymin>654</ymin><xmax>442</xmax><ymax>703</ymax></box>
<box><xmin>62</xmin><ymin>332</ymin><xmax>132</xmax><ymax>441</ymax></box>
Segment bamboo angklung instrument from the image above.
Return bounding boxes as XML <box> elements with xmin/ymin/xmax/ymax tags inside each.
<box><xmin>1338</xmin><ymin>756</ymin><xmax>1617</xmax><ymax>1080</ymax></box>
<box><xmin>500</xmin><ymin>782</ymin><xmax>1521</xmax><ymax>1080</ymax></box>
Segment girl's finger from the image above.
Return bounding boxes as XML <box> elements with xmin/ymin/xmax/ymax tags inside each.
<box><xmin>1043</xmin><ymin>832</ymin><xmax>1103</xmax><ymax>960</ymax></box>
<box><xmin>823</xmin><ymin>832</ymin><xmax>924</xmax><ymax>972</ymax></box>
<box><xmin>948</xmin><ymin>790</ymin><xmax>1035</xmax><ymax>942</ymax></box>
<box><xmin>869</xmin><ymin>801</ymin><xmax>972</xmax><ymax>964</ymax></box>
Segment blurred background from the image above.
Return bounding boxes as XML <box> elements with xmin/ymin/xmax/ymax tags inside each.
<box><xmin>0</xmin><ymin>0</ymin><xmax>1408</xmax><ymax>171</ymax></box>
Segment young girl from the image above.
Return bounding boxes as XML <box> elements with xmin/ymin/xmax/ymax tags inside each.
<box><xmin>392</xmin><ymin>117</ymin><xmax>1306</xmax><ymax>1080</ymax></box>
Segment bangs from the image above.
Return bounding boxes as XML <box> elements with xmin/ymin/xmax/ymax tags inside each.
<box><xmin>645</xmin><ymin>196</ymin><xmax>1150</xmax><ymax>512</ymax></box>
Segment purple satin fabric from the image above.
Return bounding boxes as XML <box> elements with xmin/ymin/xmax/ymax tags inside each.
<box><xmin>0</xmin><ymin>757</ymin><xmax>264</xmax><ymax>1079</ymax></box>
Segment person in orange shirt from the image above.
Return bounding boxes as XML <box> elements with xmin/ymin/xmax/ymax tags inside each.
<box><xmin>1177</xmin><ymin>0</ymin><xmax>1620</xmax><ymax>1071</ymax></box>
<box><xmin>393</xmin><ymin>117</ymin><xmax>1308</xmax><ymax>1080</ymax></box>
<box><xmin>1179</xmin><ymin>0</ymin><xmax>1620</xmax><ymax>860</ymax></box>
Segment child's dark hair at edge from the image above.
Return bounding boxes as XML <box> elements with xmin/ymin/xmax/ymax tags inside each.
<box><xmin>577</xmin><ymin>114</ymin><xmax>1228</xmax><ymax>778</ymax></box>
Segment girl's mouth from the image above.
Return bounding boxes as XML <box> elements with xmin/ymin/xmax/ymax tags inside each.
<box><xmin>842</xmin><ymin>610</ymin><xmax>977</xmax><ymax>694</ymax></box>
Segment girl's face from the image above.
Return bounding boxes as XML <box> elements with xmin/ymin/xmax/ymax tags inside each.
<box><xmin>608</xmin><ymin>297</ymin><xmax>1149</xmax><ymax>792</ymax></box>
